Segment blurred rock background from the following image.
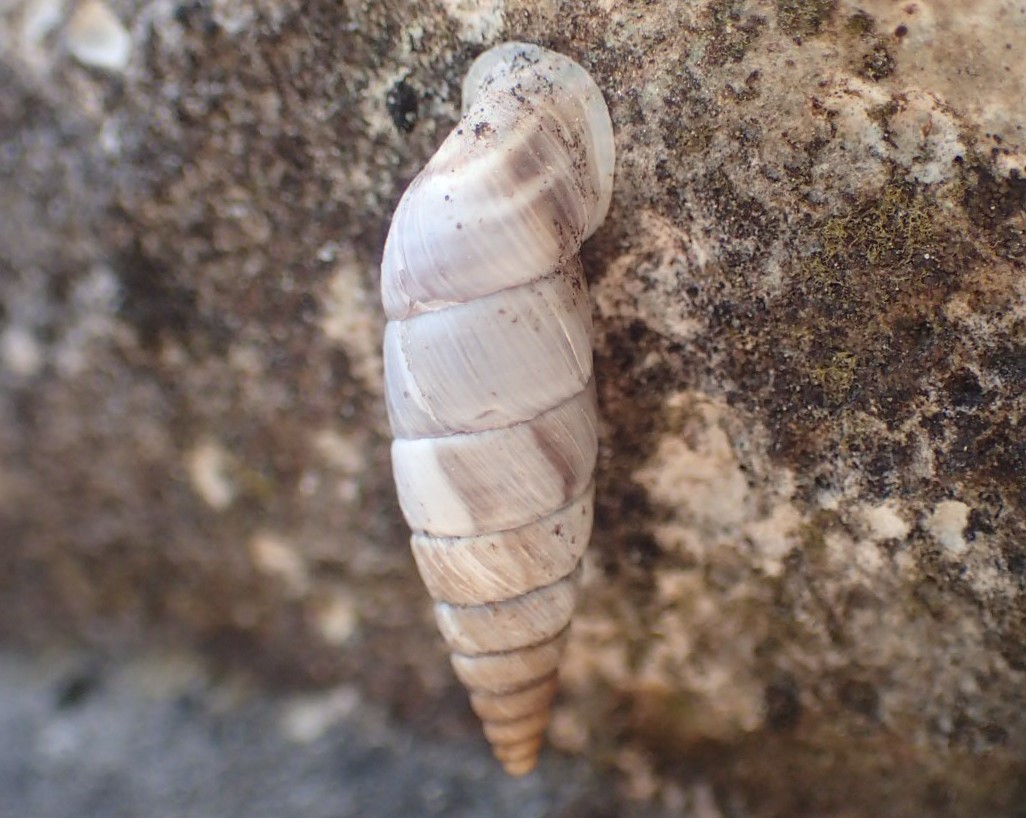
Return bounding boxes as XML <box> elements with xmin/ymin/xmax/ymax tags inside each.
<box><xmin>1</xmin><ymin>1</ymin><xmax>1024</xmax><ymax>815</ymax></box>
<box><xmin>0</xmin><ymin>647</ymin><xmax>677</xmax><ymax>817</ymax></box>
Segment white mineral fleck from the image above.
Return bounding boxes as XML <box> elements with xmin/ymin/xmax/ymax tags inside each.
<box><xmin>744</xmin><ymin>502</ymin><xmax>803</xmax><ymax>578</ymax></box>
<box><xmin>249</xmin><ymin>531</ymin><xmax>309</xmax><ymax>596</ymax></box>
<box><xmin>1</xmin><ymin>326</ymin><xmax>44</xmax><ymax>376</ymax></box>
<box><xmin>863</xmin><ymin>500</ymin><xmax>911</xmax><ymax>542</ymax></box>
<box><xmin>320</xmin><ymin>252</ymin><xmax>383</xmax><ymax>394</ymax></box>
<box><xmin>279</xmin><ymin>685</ymin><xmax>360</xmax><ymax>743</ymax></box>
<box><xmin>65</xmin><ymin>0</ymin><xmax>130</xmax><ymax>71</ymax></box>
<box><xmin>20</xmin><ymin>0</ymin><xmax>65</xmax><ymax>46</ymax></box>
<box><xmin>925</xmin><ymin>500</ymin><xmax>972</xmax><ymax>555</ymax></box>
<box><xmin>186</xmin><ymin>440</ymin><xmax>235</xmax><ymax>510</ymax></box>
<box><xmin>439</xmin><ymin>0</ymin><xmax>504</xmax><ymax>43</ymax></box>
<box><xmin>312</xmin><ymin>590</ymin><xmax>358</xmax><ymax>645</ymax></box>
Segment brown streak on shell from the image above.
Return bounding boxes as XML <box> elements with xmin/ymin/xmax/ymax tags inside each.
<box><xmin>410</xmin><ymin>485</ymin><xmax>593</xmax><ymax>605</ymax></box>
<box><xmin>380</xmin><ymin>41</ymin><xmax>614</xmax><ymax>775</ymax></box>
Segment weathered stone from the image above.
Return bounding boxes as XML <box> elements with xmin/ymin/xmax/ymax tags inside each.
<box><xmin>1</xmin><ymin>1</ymin><xmax>1024</xmax><ymax>815</ymax></box>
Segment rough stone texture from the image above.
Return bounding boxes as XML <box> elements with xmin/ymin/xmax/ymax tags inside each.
<box><xmin>1</xmin><ymin>1</ymin><xmax>1024</xmax><ymax>816</ymax></box>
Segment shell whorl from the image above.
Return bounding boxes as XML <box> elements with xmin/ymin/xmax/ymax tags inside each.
<box><xmin>381</xmin><ymin>42</ymin><xmax>614</xmax><ymax>322</ymax></box>
<box><xmin>381</xmin><ymin>42</ymin><xmax>614</xmax><ymax>776</ymax></box>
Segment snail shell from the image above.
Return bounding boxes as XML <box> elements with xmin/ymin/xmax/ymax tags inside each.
<box><xmin>381</xmin><ymin>41</ymin><xmax>614</xmax><ymax>776</ymax></box>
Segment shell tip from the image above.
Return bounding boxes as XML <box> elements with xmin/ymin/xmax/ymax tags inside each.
<box><xmin>500</xmin><ymin>755</ymin><xmax>539</xmax><ymax>777</ymax></box>
<box><xmin>492</xmin><ymin>735</ymin><xmax>545</xmax><ymax>776</ymax></box>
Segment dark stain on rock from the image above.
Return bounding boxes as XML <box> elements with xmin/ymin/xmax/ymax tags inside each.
<box><xmin>625</xmin><ymin>527</ymin><xmax>663</xmax><ymax>564</ymax></box>
<box><xmin>776</xmin><ymin>0</ymin><xmax>837</xmax><ymax>39</ymax></box>
<box><xmin>860</xmin><ymin>43</ymin><xmax>896</xmax><ymax>81</ymax></box>
<box><xmin>845</xmin><ymin>10</ymin><xmax>875</xmax><ymax>37</ymax></box>
<box><xmin>961</xmin><ymin>165</ymin><xmax>1026</xmax><ymax>263</ymax></box>
<box><xmin>764</xmin><ymin>673</ymin><xmax>802</xmax><ymax>731</ymax></box>
<box><xmin>697</xmin><ymin>168</ymin><xmax>777</xmax><ymax>274</ymax></box>
<box><xmin>54</xmin><ymin>665</ymin><xmax>102</xmax><ymax>710</ymax></box>
<box><xmin>714</xmin><ymin>178</ymin><xmax>973</xmax><ymax>498</ymax></box>
<box><xmin>592</xmin><ymin>313</ymin><xmax>676</xmax><ymax>591</ymax></box>
<box><xmin>116</xmin><ymin>240</ymin><xmax>206</xmax><ymax>353</ymax></box>
<box><xmin>703</xmin><ymin>2</ymin><xmax>767</xmax><ymax>67</ymax></box>
<box><xmin>944</xmin><ymin>369</ymin><xmax>984</xmax><ymax>408</ymax></box>
<box><xmin>837</xmin><ymin>677</ymin><xmax>880</xmax><ymax>721</ymax></box>
<box><xmin>386</xmin><ymin>78</ymin><xmax>419</xmax><ymax>134</ymax></box>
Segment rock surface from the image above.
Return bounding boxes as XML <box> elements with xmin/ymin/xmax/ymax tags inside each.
<box><xmin>0</xmin><ymin>647</ymin><xmax>676</xmax><ymax>818</ymax></box>
<box><xmin>1</xmin><ymin>1</ymin><xmax>1024</xmax><ymax>815</ymax></box>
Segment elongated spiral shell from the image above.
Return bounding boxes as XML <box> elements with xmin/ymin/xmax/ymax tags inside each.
<box><xmin>381</xmin><ymin>42</ymin><xmax>615</xmax><ymax>776</ymax></box>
